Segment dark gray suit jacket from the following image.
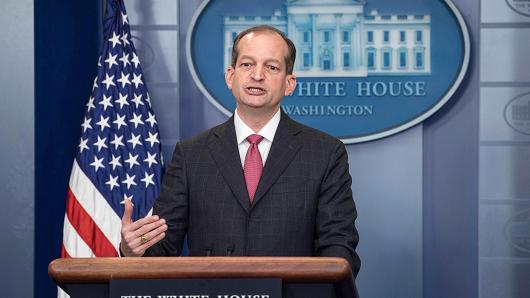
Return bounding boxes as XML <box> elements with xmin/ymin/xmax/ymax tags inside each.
<box><xmin>145</xmin><ymin>112</ymin><xmax>360</xmax><ymax>276</ymax></box>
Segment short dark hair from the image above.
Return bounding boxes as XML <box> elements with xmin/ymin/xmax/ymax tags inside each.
<box><xmin>230</xmin><ymin>25</ymin><xmax>296</xmax><ymax>74</ymax></box>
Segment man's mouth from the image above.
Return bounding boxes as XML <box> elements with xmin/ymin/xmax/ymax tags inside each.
<box><xmin>246</xmin><ymin>87</ymin><xmax>266</xmax><ymax>95</ymax></box>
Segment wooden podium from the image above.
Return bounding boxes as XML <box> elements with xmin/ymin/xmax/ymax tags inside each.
<box><xmin>49</xmin><ymin>257</ymin><xmax>358</xmax><ymax>298</ymax></box>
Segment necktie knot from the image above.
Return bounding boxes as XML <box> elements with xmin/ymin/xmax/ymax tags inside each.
<box><xmin>246</xmin><ymin>134</ymin><xmax>264</xmax><ymax>145</ymax></box>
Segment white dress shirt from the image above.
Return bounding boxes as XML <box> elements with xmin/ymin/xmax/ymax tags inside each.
<box><xmin>234</xmin><ymin>108</ymin><xmax>281</xmax><ymax>167</ymax></box>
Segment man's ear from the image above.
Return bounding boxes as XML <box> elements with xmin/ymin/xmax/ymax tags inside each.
<box><xmin>225</xmin><ymin>66</ymin><xmax>234</xmax><ymax>90</ymax></box>
<box><xmin>284</xmin><ymin>74</ymin><xmax>296</xmax><ymax>96</ymax></box>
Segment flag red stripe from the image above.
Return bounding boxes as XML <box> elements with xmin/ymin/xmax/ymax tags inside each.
<box><xmin>61</xmin><ymin>243</ymin><xmax>71</xmax><ymax>258</ymax></box>
<box><xmin>66</xmin><ymin>188</ymin><xmax>118</xmax><ymax>257</ymax></box>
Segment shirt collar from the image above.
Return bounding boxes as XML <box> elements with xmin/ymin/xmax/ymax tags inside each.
<box><xmin>234</xmin><ymin>108</ymin><xmax>281</xmax><ymax>145</ymax></box>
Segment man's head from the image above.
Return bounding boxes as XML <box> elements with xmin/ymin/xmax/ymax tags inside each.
<box><xmin>231</xmin><ymin>25</ymin><xmax>296</xmax><ymax>75</ymax></box>
<box><xmin>225</xmin><ymin>25</ymin><xmax>297</xmax><ymax>118</ymax></box>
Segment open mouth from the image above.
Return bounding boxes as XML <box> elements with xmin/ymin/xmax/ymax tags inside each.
<box><xmin>246</xmin><ymin>87</ymin><xmax>266</xmax><ymax>95</ymax></box>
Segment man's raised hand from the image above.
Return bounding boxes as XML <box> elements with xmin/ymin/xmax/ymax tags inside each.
<box><xmin>119</xmin><ymin>198</ymin><xmax>168</xmax><ymax>257</ymax></box>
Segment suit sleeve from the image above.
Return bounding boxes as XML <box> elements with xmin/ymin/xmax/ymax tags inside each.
<box><xmin>144</xmin><ymin>142</ymin><xmax>188</xmax><ymax>256</ymax></box>
<box><xmin>315</xmin><ymin>141</ymin><xmax>361</xmax><ymax>277</ymax></box>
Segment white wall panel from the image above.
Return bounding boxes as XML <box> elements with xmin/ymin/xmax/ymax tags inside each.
<box><xmin>479</xmin><ymin>202</ymin><xmax>530</xmax><ymax>258</ymax></box>
<box><xmin>481</xmin><ymin>0</ymin><xmax>530</xmax><ymax>23</ymax></box>
<box><xmin>0</xmin><ymin>0</ymin><xmax>34</xmax><ymax>297</ymax></box>
<box><xmin>480</xmin><ymin>260</ymin><xmax>530</xmax><ymax>298</ymax></box>
<box><xmin>480</xmin><ymin>87</ymin><xmax>530</xmax><ymax>142</ymax></box>
<box><xmin>479</xmin><ymin>146</ymin><xmax>530</xmax><ymax>199</ymax></box>
<box><xmin>481</xmin><ymin>28</ymin><xmax>530</xmax><ymax>82</ymax></box>
<box><xmin>350</xmin><ymin>125</ymin><xmax>423</xmax><ymax>298</ymax></box>
<box><xmin>124</xmin><ymin>0</ymin><xmax>178</xmax><ymax>25</ymax></box>
<box><xmin>131</xmin><ymin>29</ymin><xmax>179</xmax><ymax>83</ymax></box>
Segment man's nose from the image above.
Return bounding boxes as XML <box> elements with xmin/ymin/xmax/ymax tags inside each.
<box><xmin>250</xmin><ymin>65</ymin><xmax>264</xmax><ymax>81</ymax></box>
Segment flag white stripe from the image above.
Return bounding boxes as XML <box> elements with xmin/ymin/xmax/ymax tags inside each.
<box><xmin>57</xmin><ymin>287</ymin><xmax>69</xmax><ymax>298</ymax></box>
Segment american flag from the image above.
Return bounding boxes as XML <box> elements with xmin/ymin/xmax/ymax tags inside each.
<box><xmin>61</xmin><ymin>0</ymin><xmax>162</xmax><ymax>262</ymax></box>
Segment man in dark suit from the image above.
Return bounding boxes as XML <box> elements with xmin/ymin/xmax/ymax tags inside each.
<box><xmin>120</xmin><ymin>25</ymin><xmax>360</xmax><ymax>276</ymax></box>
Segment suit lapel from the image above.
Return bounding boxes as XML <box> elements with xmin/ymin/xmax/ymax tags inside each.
<box><xmin>207</xmin><ymin>118</ymin><xmax>251</xmax><ymax>213</ymax></box>
<box><xmin>252</xmin><ymin>113</ymin><xmax>302</xmax><ymax>207</ymax></box>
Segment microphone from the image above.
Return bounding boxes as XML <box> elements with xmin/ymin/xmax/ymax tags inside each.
<box><xmin>205</xmin><ymin>243</ymin><xmax>214</xmax><ymax>256</ymax></box>
<box><xmin>226</xmin><ymin>243</ymin><xmax>235</xmax><ymax>256</ymax></box>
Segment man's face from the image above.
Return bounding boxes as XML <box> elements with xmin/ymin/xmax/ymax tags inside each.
<box><xmin>225</xmin><ymin>31</ymin><xmax>296</xmax><ymax>114</ymax></box>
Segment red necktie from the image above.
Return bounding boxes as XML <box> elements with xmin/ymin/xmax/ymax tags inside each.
<box><xmin>244</xmin><ymin>134</ymin><xmax>264</xmax><ymax>203</ymax></box>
